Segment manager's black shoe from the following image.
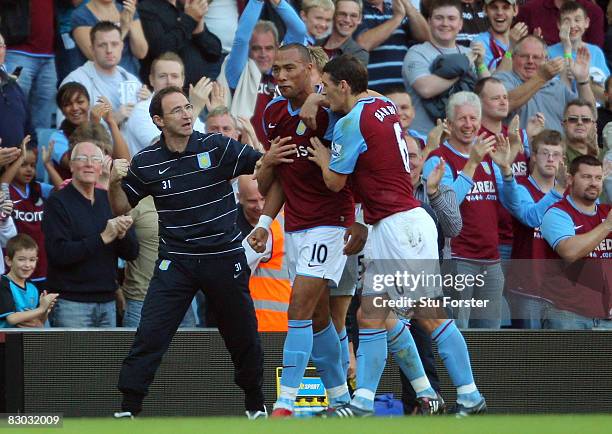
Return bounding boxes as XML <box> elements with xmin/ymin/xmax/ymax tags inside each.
<box><xmin>246</xmin><ymin>406</ymin><xmax>268</xmax><ymax>420</ymax></box>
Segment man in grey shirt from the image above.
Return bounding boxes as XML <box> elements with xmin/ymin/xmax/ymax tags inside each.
<box><xmin>402</xmin><ymin>0</ymin><xmax>489</xmax><ymax>135</ymax></box>
<box><xmin>493</xmin><ymin>34</ymin><xmax>595</xmax><ymax>132</ymax></box>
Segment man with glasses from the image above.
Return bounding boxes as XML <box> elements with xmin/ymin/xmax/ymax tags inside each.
<box><xmin>108</xmin><ymin>86</ymin><xmax>267</xmax><ymax>419</ymax></box>
<box><xmin>563</xmin><ymin>99</ymin><xmax>600</xmax><ymax>164</ymax></box>
<box><xmin>504</xmin><ymin>130</ymin><xmax>566</xmax><ymax>328</ymax></box>
<box><xmin>494</xmin><ymin>34</ymin><xmax>595</xmax><ymax>132</ymax></box>
<box><xmin>43</xmin><ymin>141</ymin><xmax>139</xmax><ymax>328</ymax></box>
<box><xmin>316</xmin><ymin>0</ymin><xmax>369</xmax><ymax>66</ymax></box>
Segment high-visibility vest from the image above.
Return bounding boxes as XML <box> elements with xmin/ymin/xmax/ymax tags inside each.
<box><xmin>249</xmin><ymin>214</ymin><xmax>291</xmax><ymax>332</ymax></box>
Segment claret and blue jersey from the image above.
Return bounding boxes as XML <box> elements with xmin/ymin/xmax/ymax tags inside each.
<box><xmin>328</xmin><ymin>96</ymin><xmax>420</xmax><ymax>225</ymax></box>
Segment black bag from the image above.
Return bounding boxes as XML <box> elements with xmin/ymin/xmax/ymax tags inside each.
<box><xmin>0</xmin><ymin>0</ymin><xmax>31</xmax><ymax>45</ymax></box>
<box><xmin>422</xmin><ymin>53</ymin><xmax>476</xmax><ymax>122</ymax></box>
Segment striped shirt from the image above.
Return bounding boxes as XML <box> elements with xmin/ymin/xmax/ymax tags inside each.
<box><xmin>413</xmin><ymin>181</ymin><xmax>462</xmax><ymax>239</ymax></box>
<box><xmin>355</xmin><ymin>2</ymin><xmax>414</xmax><ymax>92</ymax></box>
<box><xmin>122</xmin><ymin>131</ymin><xmax>262</xmax><ymax>259</ymax></box>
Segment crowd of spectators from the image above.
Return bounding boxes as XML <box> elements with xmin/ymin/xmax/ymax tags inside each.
<box><xmin>0</xmin><ymin>0</ymin><xmax>611</xmax><ymax>330</ymax></box>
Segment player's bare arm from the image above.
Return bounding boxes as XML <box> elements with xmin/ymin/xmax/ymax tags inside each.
<box><xmin>299</xmin><ymin>94</ymin><xmax>328</xmax><ymax>130</ymax></box>
<box><xmin>343</xmin><ymin>221</ymin><xmax>368</xmax><ymax>255</ymax></box>
<box><xmin>108</xmin><ymin>159</ymin><xmax>133</xmax><ymax>216</ymax></box>
<box><xmin>307</xmin><ymin>137</ymin><xmax>347</xmax><ymax>192</ymax></box>
<box><xmin>556</xmin><ymin>210</ymin><xmax>612</xmax><ymax>263</ymax></box>
<box><xmin>248</xmin><ymin>179</ymin><xmax>286</xmax><ymax>253</ymax></box>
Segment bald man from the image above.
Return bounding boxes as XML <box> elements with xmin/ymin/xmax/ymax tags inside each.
<box><xmin>236</xmin><ymin>175</ymin><xmax>291</xmax><ymax>332</ymax></box>
<box><xmin>237</xmin><ymin>176</ymin><xmax>272</xmax><ymax>271</ymax></box>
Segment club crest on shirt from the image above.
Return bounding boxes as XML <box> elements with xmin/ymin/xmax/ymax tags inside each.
<box><xmin>296</xmin><ymin>120</ymin><xmax>307</xmax><ymax>136</ymax></box>
<box><xmin>197</xmin><ymin>152</ymin><xmax>211</xmax><ymax>169</ymax></box>
<box><xmin>480</xmin><ymin>161</ymin><xmax>491</xmax><ymax>175</ymax></box>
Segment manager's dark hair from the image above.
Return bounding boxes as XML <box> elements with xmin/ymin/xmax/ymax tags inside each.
<box><xmin>149</xmin><ymin>86</ymin><xmax>188</xmax><ymax>119</ymax></box>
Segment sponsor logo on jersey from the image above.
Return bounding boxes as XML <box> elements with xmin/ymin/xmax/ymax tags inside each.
<box><xmin>512</xmin><ymin>160</ymin><xmax>528</xmax><ymax>177</ymax></box>
<box><xmin>197</xmin><ymin>152</ymin><xmax>211</xmax><ymax>169</ymax></box>
<box><xmin>14</xmin><ymin>210</ymin><xmax>44</xmax><ymax>223</ymax></box>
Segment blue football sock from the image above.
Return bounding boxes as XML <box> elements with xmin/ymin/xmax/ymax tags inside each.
<box><xmin>387</xmin><ymin>320</ymin><xmax>436</xmax><ymax>399</ymax></box>
<box><xmin>311</xmin><ymin>321</ymin><xmax>350</xmax><ymax>407</ymax></box>
<box><xmin>432</xmin><ymin>320</ymin><xmax>482</xmax><ymax>406</ymax></box>
<box><xmin>338</xmin><ymin>327</ymin><xmax>350</xmax><ymax>378</ymax></box>
<box><xmin>352</xmin><ymin>329</ymin><xmax>387</xmax><ymax>412</ymax></box>
<box><xmin>276</xmin><ymin>319</ymin><xmax>313</xmax><ymax>410</ymax></box>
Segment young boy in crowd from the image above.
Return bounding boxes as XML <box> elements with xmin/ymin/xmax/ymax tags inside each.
<box><xmin>548</xmin><ymin>1</ymin><xmax>609</xmax><ymax>102</ymax></box>
<box><xmin>301</xmin><ymin>0</ymin><xmax>335</xmax><ymax>44</ymax></box>
<box><xmin>0</xmin><ymin>234</ymin><xmax>58</xmax><ymax>328</ymax></box>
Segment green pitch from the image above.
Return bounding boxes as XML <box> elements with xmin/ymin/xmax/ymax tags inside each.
<box><xmin>11</xmin><ymin>415</ymin><xmax>612</xmax><ymax>434</ymax></box>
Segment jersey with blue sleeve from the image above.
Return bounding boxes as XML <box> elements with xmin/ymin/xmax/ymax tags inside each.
<box><xmin>0</xmin><ymin>276</ymin><xmax>39</xmax><ymax>328</ymax></box>
<box><xmin>329</xmin><ymin>96</ymin><xmax>419</xmax><ymax>224</ymax></box>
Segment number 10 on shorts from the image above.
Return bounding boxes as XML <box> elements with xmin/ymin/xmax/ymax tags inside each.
<box><xmin>310</xmin><ymin>243</ymin><xmax>328</xmax><ymax>265</ymax></box>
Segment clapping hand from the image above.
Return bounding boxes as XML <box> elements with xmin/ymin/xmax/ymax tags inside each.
<box><xmin>189</xmin><ymin>76</ymin><xmax>214</xmax><ymax>114</ymax></box>
<box><xmin>507</xmin><ymin>114</ymin><xmax>524</xmax><ymax>154</ymax></box>
<box><xmin>427</xmin><ymin>118</ymin><xmax>449</xmax><ymax>149</ymax></box>
<box><xmin>237</xmin><ymin>116</ymin><xmax>263</xmax><ymax>152</ymax></box>
<box><xmin>468</xmin><ymin>134</ymin><xmax>497</xmax><ymax>165</ymax></box>
<box><xmin>426</xmin><ymin>157</ymin><xmax>446</xmax><ymax>196</ymax></box>
<box><xmin>526</xmin><ymin>112</ymin><xmax>545</xmax><ymax>139</ymax></box>
<box><xmin>42</xmin><ymin>140</ymin><xmax>55</xmax><ymax>166</ymax></box>
<box><xmin>569</xmin><ymin>45</ymin><xmax>591</xmax><ymax>83</ymax></box>
<box><xmin>509</xmin><ymin>22</ymin><xmax>528</xmax><ymax>49</ymax></box>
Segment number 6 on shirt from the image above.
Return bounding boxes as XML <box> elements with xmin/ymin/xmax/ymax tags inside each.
<box><xmin>393</xmin><ymin>122</ymin><xmax>410</xmax><ymax>173</ymax></box>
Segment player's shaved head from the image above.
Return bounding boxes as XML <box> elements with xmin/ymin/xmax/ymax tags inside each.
<box><xmin>278</xmin><ymin>43</ymin><xmax>312</xmax><ymax>64</ymax></box>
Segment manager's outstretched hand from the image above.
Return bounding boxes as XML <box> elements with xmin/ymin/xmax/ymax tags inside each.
<box><xmin>248</xmin><ymin>227</ymin><xmax>269</xmax><ymax>254</ymax></box>
<box><xmin>111</xmin><ymin>159</ymin><xmax>130</xmax><ymax>184</ymax></box>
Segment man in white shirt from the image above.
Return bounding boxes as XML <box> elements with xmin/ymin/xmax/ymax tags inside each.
<box><xmin>122</xmin><ymin>52</ymin><xmax>205</xmax><ymax>156</ymax></box>
<box><xmin>59</xmin><ymin>21</ymin><xmax>144</xmax><ymax>126</ymax></box>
